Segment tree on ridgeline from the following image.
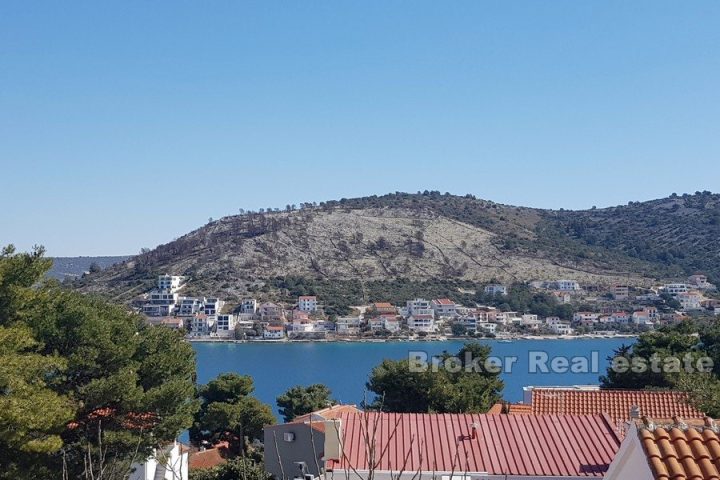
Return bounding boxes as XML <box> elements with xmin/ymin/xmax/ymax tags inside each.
<box><xmin>366</xmin><ymin>342</ymin><xmax>503</xmax><ymax>413</ymax></box>
<box><xmin>276</xmin><ymin>384</ymin><xmax>336</xmax><ymax>423</ymax></box>
<box><xmin>0</xmin><ymin>245</ymin><xmax>198</xmax><ymax>480</ymax></box>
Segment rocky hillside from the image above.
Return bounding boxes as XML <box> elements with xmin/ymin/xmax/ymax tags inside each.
<box><xmin>77</xmin><ymin>191</ymin><xmax>719</xmax><ymax>303</ymax></box>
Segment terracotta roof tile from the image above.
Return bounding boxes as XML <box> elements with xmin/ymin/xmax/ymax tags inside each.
<box><xmin>292</xmin><ymin>404</ymin><xmax>361</xmax><ymax>423</ymax></box>
<box><xmin>433</xmin><ymin>298</ymin><xmax>454</xmax><ymax>305</ymax></box>
<box><xmin>487</xmin><ymin>402</ymin><xmax>533</xmax><ymax>415</ymax></box>
<box><xmin>189</xmin><ymin>442</ymin><xmax>229</xmax><ymax>470</ymax></box>
<box><xmin>327</xmin><ymin>412</ymin><xmax>620</xmax><ymax>477</ymax></box>
<box><xmin>639</xmin><ymin>418</ymin><xmax>720</xmax><ymax>480</ymax></box>
<box><xmin>531</xmin><ymin>389</ymin><xmax>703</xmax><ymax>433</ymax></box>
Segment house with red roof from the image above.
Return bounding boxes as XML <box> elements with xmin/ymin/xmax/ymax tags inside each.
<box><xmin>520</xmin><ymin>386</ymin><xmax>703</xmax><ymax>435</ymax></box>
<box><xmin>265</xmin><ymin>411</ymin><xmax>621</xmax><ymax>480</ymax></box>
<box><xmin>605</xmin><ymin>417</ymin><xmax>720</xmax><ymax>480</ymax></box>
<box><xmin>298</xmin><ymin>295</ymin><xmax>318</xmax><ymax>312</ymax></box>
<box><xmin>263</xmin><ymin>325</ymin><xmax>285</xmax><ymax>339</ymax></box>
<box><xmin>188</xmin><ymin>441</ymin><xmax>229</xmax><ymax>471</ymax></box>
<box><xmin>431</xmin><ymin>298</ymin><xmax>458</xmax><ymax>318</ymax></box>
<box><xmin>371</xmin><ymin>302</ymin><xmax>397</xmax><ymax>315</ymax></box>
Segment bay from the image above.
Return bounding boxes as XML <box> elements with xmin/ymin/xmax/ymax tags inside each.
<box><xmin>192</xmin><ymin>338</ymin><xmax>632</xmax><ymax>417</ymax></box>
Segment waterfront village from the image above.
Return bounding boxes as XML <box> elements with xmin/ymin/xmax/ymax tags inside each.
<box><xmin>139</xmin><ymin>273</ymin><xmax>719</xmax><ymax>341</ymax></box>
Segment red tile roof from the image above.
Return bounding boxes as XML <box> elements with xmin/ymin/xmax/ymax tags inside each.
<box><xmin>433</xmin><ymin>298</ymin><xmax>455</xmax><ymax>305</ymax></box>
<box><xmin>189</xmin><ymin>442</ymin><xmax>229</xmax><ymax>470</ymax></box>
<box><xmin>530</xmin><ymin>389</ymin><xmax>703</xmax><ymax>433</ymax></box>
<box><xmin>373</xmin><ymin>302</ymin><xmax>395</xmax><ymax>309</ymax></box>
<box><xmin>638</xmin><ymin>418</ymin><xmax>720</xmax><ymax>480</ymax></box>
<box><xmin>326</xmin><ymin>412</ymin><xmax>620</xmax><ymax>477</ymax></box>
<box><xmin>487</xmin><ymin>402</ymin><xmax>533</xmax><ymax>415</ymax></box>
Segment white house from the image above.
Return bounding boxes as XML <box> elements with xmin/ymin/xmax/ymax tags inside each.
<box><xmin>477</xmin><ymin>322</ymin><xmax>497</xmax><ymax>335</ymax></box>
<box><xmin>678</xmin><ymin>292</ymin><xmax>702</xmax><ymax>311</ymax></box>
<box><xmin>204</xmin><ymin>298</ymin><xmax>224</xmax><ymax>316</ymax></box>
<box><xmin>381</xmin><ymin>316</ymin><xmax>401</xmax><ymax>332</ymax></box>
<box><xmin>632</xmin><ymin>308</ymin><xmax>658</xmax><ymax>325</ymax></box>
<box><xmin>336</xmin><ymin>316</ymin><xmax>362</xmax><ymax>335</ymax></box>
<box><xmin>492</xmin><ymin>311</ymin><xmax>509</xmax><ymax>325</ymax></box>
<box><xmin>550</xmin><ymin>322</ymin><xmax>574</xmax><ymax>335</ymax></box>
<box><xmin>431</xmin><ymin>298</ymin><xmax>457</xmax><ymax>318</ymax></box>
<box><xmin>573</xmin><ymin>312</ymin><xmax>600</xmax><ymax>325</ymax></box>
<box><xmin>259</xmin><ymin>302</ymin><xmax>284</xmax><ymax>321</ymax></box>
<box><xmin>555</xmin><ymin>279</ymin><xmax>581</xmax><ymax>291</ymax></box>
<box><xmin>157</xmin><ymin>275</ymin><xmax>185</xmax><ymax>293</ymax></box>
<box><xmin>298</xmin><ymin>295</ymin><xmax>318</xmax><ymax>312</ymax></box>
<box><xmin>143</xmin><ymin>291</ymin><xmax>179</xmax><ymax>317</ymax></box>
<box><xmin>663</xmin><ymin>283</ymin><xmax>689</xmax><ymax>296</ymax></box>
<box><xmin>190</xmin><ymin>314</ymin><xmax>214</xmax><ymax>335</ymax></box>
<box><xmin>142</xmin><ymin>303</ymin><xmax>176</xmax><ymax>317</ymax></box>
<box><xmin>287</xmin><ymin>322</ymin><xmax>316</xmax><ymax>336</ymax></box>
<box><xmin>240</xmin><ymin>298</ymin><xmax>258</xmax><ymax>314</ymax></box>
<box><xmin>215</xmin><ymin>314</ymin><xmax>236</xmax><ymax>337</ymax></box>
<box><xmin>484</xmin><ymin>284</ymin><xmax>508</xmax><ymax>296</ymax></box>
<box><xmin>176</xmin><ymin>297</ymin><xmax>204</xmax><ymax>316</ymax></box>
<box><xmin>263</xmin><ymin>326</ymin><xmax>285</xmax><ymax>339</ymax></box>
<box><xmin>129</xmin><ymin>442</ymin><xmax>189</xmax><ymax>480</ymax></box>
<box><xmin>544</xmin><ymin>316</ymin><xmax>562</xmax><ymax>325</ymax></box>
<box><xmin>610</xmin><ymin>311</ymin><xmax>631</xmax><ymax>324</ymax></box>
<box><xmin>407</xmin><ymin>314</ymin><xmax>435</xmax><ymax>333</ymax></box>
<box><xmin>405</xmin><ymin>298</ymin><xmax>433</xmax><ymax>317</ymax></box>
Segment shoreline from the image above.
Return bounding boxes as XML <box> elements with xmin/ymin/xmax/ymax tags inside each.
<box><xmin>186</xmin><ymin>333</ymin><xmax>639</xmax><ymax>344</ymax></box>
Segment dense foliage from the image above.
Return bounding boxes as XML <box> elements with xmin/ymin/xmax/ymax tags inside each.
<box><xmin>191</xmin><ymin>373</ymin><xmax>275</xmax><ymax>452</ymax></box>
<box><xmin>601</xmin><ymin>319</ymin><xmax>720</xmax><ymax>416</ymax></box>
<box><xmin>189</xmin><ymin>457</ymin><xmax>270</xmax><ymax>480</ymax></box>
<box><xmin>366</xmin><ymin>342</ymin><xmax>503</xmax><ymax>413</ymax></box>
<box><xmin>0</xmin><ymin>245</ymin><xmax>198</xmax><ymax>480</ymax></box>
<box><xmin>276</xmin><ymin>384</ymin><xmax>335</xmax><ymax>422</ymax></box>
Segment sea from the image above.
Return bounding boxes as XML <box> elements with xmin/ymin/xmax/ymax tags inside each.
<box><xmin>192</xmin><ymin>338</ymin><xmax>632</xmax><ymax>417</ymax></box>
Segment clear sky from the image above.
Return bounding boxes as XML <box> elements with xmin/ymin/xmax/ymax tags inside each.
<box><xmin>1</xmin><ymin>1</ymin><xmax>718</xmax><ymax>256</ymax></box>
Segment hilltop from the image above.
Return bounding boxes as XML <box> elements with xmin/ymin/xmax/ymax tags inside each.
<box><xmin>76</xmin><ymin>191</ymin><xmax>719</xmax><ymax>303</ymax></box>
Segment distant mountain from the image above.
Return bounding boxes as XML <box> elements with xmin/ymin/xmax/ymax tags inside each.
<box><xmin>76</xmin><ymin>191</ymin><xmax>719</xmax><ymax>303</ymax></box>
<box><xmin>49</xmin><ymin>256</ymin><xmax>130</xmax><ymax>280</ymax></box>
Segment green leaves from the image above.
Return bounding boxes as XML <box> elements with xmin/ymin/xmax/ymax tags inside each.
<box><xmin>192</xmin><ymin>373</ymin><xmax>274</xmax><ymax>451</ymax></box>
<box><xmin>366</xmin><ymin>342</ymin><xmax>504</xmax><ymax>413</ymax></box>
<box><xmin>0</xmin><ymin>324</ymin><xmax>73</xmax><ymax>454</ymax></box>
<box><xmin>601</xmin><ymin>321</ymin><xmax>720</xmax><ymax>417</ymax></box>
<box><xmin>200</xmin><ymin>373</ymin><xmax>255</xmax><ymax>404</ymax></box>
<box><xmin>0</xmin><ymin>246</ymin><xmax>198</xmax><ymax>479</ymax></box>
<box><xmin>276</xmin><ymin>384</ymin><xmax>335</xmax><ymax>422</ymax></box>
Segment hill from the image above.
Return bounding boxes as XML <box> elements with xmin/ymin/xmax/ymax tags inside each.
<box><xmin>76</xmin><ymin>191</ymin><xmax>719</xmax><ymax>304</ymax></box>
<box><xmin>48</xmin><ymin>255</ymin><xmax>130</xmax><ymax>280</ymax></box>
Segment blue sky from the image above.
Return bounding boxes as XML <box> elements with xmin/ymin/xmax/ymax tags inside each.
<box><xmin>1</xmin><ymin>1</ymin><xmax>718</xmax><ymax>256</ymax></box>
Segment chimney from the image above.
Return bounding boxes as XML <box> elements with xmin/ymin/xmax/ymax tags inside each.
<box><xmin>630</xmin><ymin>405</ymin><xmax>641</xmax><ymax>419</ymax></box>
<box><xmin>324</xmin><ymin>419</ymin><xmax>342</xmax><ymax>461</ymax></box>
<box><xmin>471</xmin><ymin>423</ymin><xmax>479</xmax><ymax>440</ymax></box>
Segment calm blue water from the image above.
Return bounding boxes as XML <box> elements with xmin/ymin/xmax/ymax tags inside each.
<box><xmin>192</xmin><ymin>338</ymin><xmax>632</xmax><ymax>416</ymax></box>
